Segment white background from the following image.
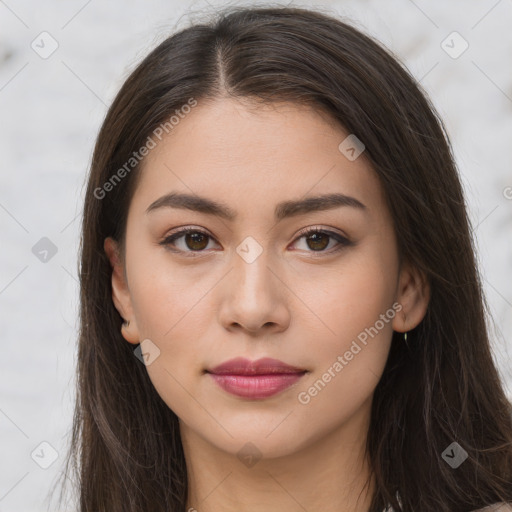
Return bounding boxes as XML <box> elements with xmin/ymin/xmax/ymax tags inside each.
<box><xmin>1</xmin><ymin>0</ymin><xmax>511</xmax><ymax>510</ymax></box>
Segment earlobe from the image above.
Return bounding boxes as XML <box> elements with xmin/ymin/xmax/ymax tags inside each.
<box><xmin>103</xmin><ymin>237</ymin><xmax>140</xmax><ymax>344</ymax></box>
<box><xmin>392</xmin><ymin>261</ymin><xmax>430</xmax><ymax>333</ymax></box>
<box><xmin>120</xmin><ymin>319</ymin><xmax>140</xmax><ymax>345</ymax></box>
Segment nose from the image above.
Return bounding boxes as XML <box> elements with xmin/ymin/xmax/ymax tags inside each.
<box><xmin>217</xmin><ymin>248</ymin><xmax>290</xmax><ymax>335</ymax></box>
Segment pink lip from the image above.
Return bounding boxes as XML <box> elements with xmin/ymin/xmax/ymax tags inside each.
<box><xmin>207</xmin><ymin>357</ymin><xmax>307</xmax><ymax>399</ymax></box>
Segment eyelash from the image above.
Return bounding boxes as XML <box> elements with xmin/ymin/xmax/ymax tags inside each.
<box><xmin>159</xmin><ymin>226</ymin><xmax>353</xmax><ymax>257</ymax></box>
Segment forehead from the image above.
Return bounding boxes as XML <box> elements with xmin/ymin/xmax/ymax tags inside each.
<box><xmin>128</xmin><ymin>98</ymin><xmax>386</xmax><ymax>221</ymax></box>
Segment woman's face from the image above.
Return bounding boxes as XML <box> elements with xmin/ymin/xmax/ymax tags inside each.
<box><xmin>105</xmin><ymin>97</ymin><xmax>429</xmax><ymax>460</ymax></box>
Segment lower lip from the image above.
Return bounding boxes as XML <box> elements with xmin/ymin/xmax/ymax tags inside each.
<box><xmin>208</xmin><ymin>372</ymin><xmax>306</xmax><ymax>399</ymax></box>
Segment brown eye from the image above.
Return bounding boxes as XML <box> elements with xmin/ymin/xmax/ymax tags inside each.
<box><xmin>160</xmin><ymin>226</ymin><xmax>352</xmax><ymax>257</ymax></box>
<box><xmin>292</xmin><ymin>228</ymin><xmax>352</xmax><ymax>254</ymax></box>
<box><xmin>183</xmin><ymin>231</ymin><xmax>209</xmax><ymax>250</ymax></box>
<box><xmin>160</xmin><ymin>228</ymin><xmax>218</xmax><ymax>254</ymax></box>
<box><xmin>304</xmin><ymin>231</ymin><xmax>330</xmax><ymax>251</ymax></box>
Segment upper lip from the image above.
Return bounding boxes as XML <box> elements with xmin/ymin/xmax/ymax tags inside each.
<box><xmin>207</xmin><ymin>357</ymin><xmax>306</xmax><ymax>375</ymax></box>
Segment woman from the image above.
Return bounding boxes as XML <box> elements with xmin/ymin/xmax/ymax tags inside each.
<box><xmin>56</xmin><ymin>5</ymin><xmax>512</xmax><ymax>511</ymax></box>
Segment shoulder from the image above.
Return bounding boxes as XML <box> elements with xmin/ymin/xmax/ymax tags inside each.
<box><xmin>472</xmin><ymin>504</ymin><xmax>512</xmax><ymax>512</ymax></box>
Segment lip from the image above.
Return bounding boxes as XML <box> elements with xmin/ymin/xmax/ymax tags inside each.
<box><xmin>206</xmin><ymin>357</ymin><xmax>307</xmax><ymax>399</ymax></box>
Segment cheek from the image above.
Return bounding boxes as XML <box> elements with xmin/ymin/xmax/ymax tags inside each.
<box><xmin>307</xmin><ymin>243</ymin><xmax>397</xmax><ymax>344</ymax></box>
<box><xmin>297</xmin><ymin>240</ymin><xmax>397</xmax><ymax>401</ymax></box>
<box><xmin>296</xmin><ymin>275</ymin><xmax>396</xmax><ymax>429</ymax></box>
<box><xmin>124</xmin><ymin>255</ymin><xmax>210</xmax><ymax>408</ymax></box>
<box><xmin>127</xmin><ymin>263</ymin><xmax>212</xmax><ymax>420</ymax></box>
<box><xmin>127</xmin><ymin>242</ymin><xmax>217</xmax><ymax>339</ymax></box>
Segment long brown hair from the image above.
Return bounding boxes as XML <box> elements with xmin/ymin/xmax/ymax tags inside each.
<box><xmin>53</xmin><ymin>5</ymin><xmax>512</xmax><ymax>511</ymax></box>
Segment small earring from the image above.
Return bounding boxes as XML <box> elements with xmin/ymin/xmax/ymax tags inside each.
<box><xmin>404</xmin><ymin>331</ymin><xmax>411</xmax><ymax>351</ymax></box>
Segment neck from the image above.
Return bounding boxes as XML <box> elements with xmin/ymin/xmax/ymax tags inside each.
<box><xmin>181</xmin><ymin>399</ymin><xmax>375</xmax><ymax>512</ymax></box>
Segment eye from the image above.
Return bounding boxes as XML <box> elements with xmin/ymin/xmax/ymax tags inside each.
<box><xmin>159</xmin><ymin>227</ymin><xmax>219</xmax><ymax>255</ymax></box>
<box><xmin>159</xmin><ymin>226</ymin><xmax>352</xmax><ymax>256</ymax></box>
<box><xmin>291</xmin><ymin>227</ymin><xmax>352</xmax><ymax>254</ymax></box>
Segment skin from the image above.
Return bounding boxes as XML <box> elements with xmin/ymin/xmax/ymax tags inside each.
<box><xmin>104</xmin><ymin>97</ymin><xmax>430</xmax><ymax>512</ymax></box>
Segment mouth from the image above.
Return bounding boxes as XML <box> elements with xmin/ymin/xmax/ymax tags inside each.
<box><xmin>205</xmin><ymin>357</ymin><xmax>308</xmax><ymax>399</ymax></box>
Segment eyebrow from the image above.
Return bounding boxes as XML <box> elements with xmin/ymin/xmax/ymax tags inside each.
<box><xmin>145</xmin><ymin>191</ymin><xmax>367</xmax><ymax>221</ymax></box>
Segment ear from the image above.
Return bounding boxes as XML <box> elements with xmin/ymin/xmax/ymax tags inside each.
<box><xmin>104</xmin><ymin>237</ymin><xmax>140</xmax><ymax>344</ymax></box>
<box><xmin>392</xmin><ymin>260</ymin><xmax>430</xmax><ymax>333</ymax></box>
